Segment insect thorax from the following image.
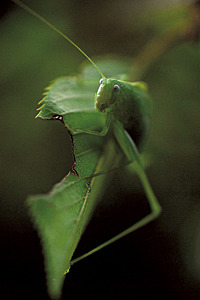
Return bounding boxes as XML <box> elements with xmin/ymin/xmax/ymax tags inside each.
<box><xmin>111</xmin><ymin>82</ymin><xmax>151</xmax><ymax>149</ymax></box>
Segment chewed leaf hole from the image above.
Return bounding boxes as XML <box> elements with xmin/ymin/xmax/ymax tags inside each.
<box><xmin>51</xmin><ymin>114</ymin><xmax>64</xmax><ymax>123</ymax></box>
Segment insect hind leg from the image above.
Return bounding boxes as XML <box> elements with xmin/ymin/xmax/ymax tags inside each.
<box><xmin>70</xmin><ymin>120</ymin><xmax>161</xmax><ymax>266</ymax></box>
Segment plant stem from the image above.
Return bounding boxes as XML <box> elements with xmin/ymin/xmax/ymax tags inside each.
<box><xmin>131</xmin><ymin>1</ymin><xmax>200</xmax><ymax>81</ymax></box>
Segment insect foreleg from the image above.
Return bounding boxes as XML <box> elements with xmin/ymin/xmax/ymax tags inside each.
<box><xmin>72</xmin><ymin>111</ymin><xmax>111</xmax><ymax>136</ymax></box>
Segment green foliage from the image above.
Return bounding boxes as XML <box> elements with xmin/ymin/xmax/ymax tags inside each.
<box><xmin>28</xmin><ymin>59</ymin><xmax>131</xmax><ymax>298</ymax></box>
<box><xmin>2</xmin><ymin>2</ymin><xmax>200</xmax><ymax>300</ymax></box>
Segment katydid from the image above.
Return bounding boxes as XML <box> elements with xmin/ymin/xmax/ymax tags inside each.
<box><xmin>12</xmin><ymin>0</ymin><xmax>161</xmax><ymax>268</ymax></box>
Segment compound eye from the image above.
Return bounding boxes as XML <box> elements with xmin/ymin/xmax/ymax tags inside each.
<box><xmin>113</xmin><ymin>84</ymin><xmax>120</xmax><ymax>92</ymax></box>
<box><xmin>99</xmin><ymin>78</ymin><xmax>104</xmax><ymax>84</ymax></box>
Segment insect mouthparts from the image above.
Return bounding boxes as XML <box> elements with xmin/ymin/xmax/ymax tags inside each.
<box><xmin>99</xmin><ymin>103</ymin><xmax>107</xmax><ymax>112</ymax></box>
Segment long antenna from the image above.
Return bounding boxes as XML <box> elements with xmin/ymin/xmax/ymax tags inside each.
<box><xmin>12</xmin><ymin>0</ymin><xmax>105</xmax><ymax>78</ymax></box>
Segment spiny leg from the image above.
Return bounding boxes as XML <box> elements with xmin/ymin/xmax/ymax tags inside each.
<box><xmin>113</xmin><ymin>120</ymin><xmax>161</xmax><ymax>215</ymax></box>
<box><xmin>70</xmin><ymin>120</ymin><xmax>161</xmax><ymax>266</ymax></box>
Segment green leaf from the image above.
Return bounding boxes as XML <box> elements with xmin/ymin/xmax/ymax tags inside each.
<box><xmin>28</xmin><ymin>59</ymin><xmax>130</xmax><ymax>299</ymax></box>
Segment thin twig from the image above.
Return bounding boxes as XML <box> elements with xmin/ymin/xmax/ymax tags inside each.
<box><xmin>131</xmin><ymin>1</ymin><xmax>200</xmax><ymax>81</ymax></box>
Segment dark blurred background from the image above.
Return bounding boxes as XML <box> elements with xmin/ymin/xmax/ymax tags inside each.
<box><xmin>1</xmin><ymin>0</ymin><xmax>200</xmax><ymax>299</ymax></box>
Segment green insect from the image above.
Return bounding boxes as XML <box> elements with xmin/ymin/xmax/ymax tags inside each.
<box><xmin>12</xmin><ymin>0</ymin><xmax>162</xmax><ymax>297</ymax></box>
